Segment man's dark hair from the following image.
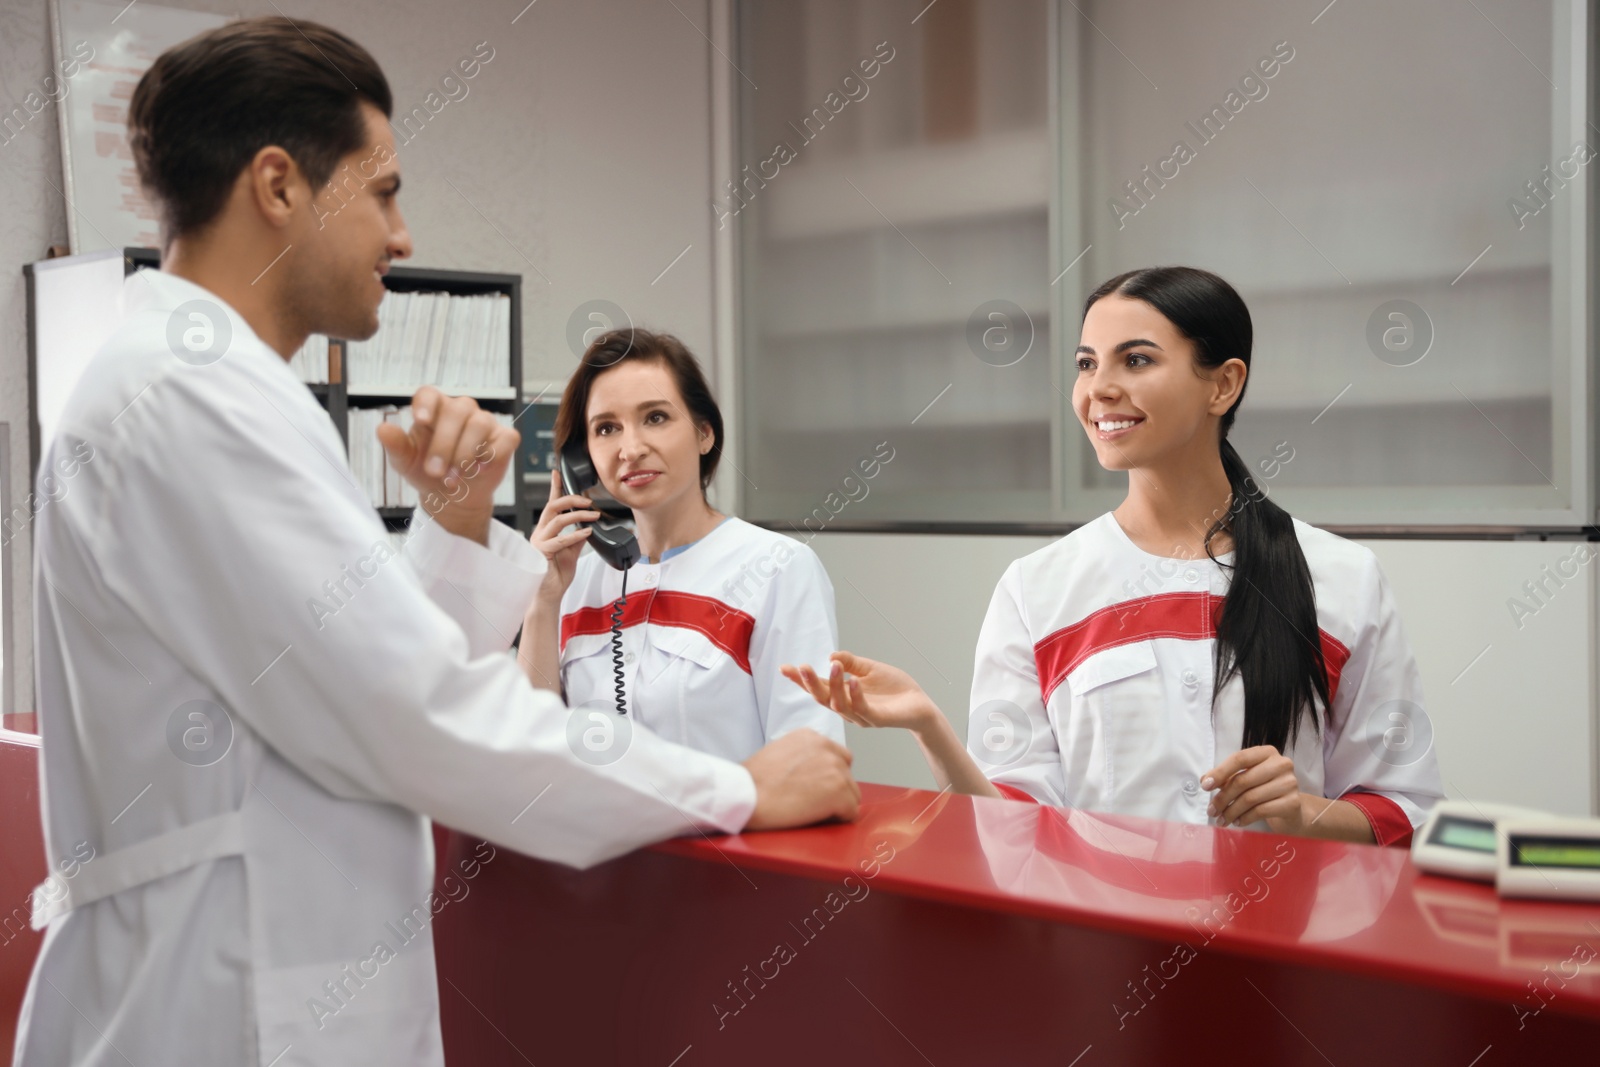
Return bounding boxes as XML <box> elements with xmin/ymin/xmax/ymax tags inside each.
<box><xmin>128</xmin><ymin>17</ymin><xmax>392</xmax><ymax>240</ymax></box>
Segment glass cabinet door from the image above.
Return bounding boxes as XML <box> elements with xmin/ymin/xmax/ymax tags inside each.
<box><xmin>736</xmin><ymin>0</ymin><xmax>1059</xmax><ymax>527</ymax></box>
<box><xmin>735</xmin><ymin>0</ymin><xmax>1594</xmax><ymax>530</ymax></box>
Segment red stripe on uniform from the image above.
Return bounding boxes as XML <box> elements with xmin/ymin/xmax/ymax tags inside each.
<box><xmin>1032</xmin><ymin>591</ymin><xmax>1350</xmax><ymax>707</ymax></box>
<box><xmin>1339</xmin><ymin>790</ymin><xmax>1414</xmax><ymax>848</ymax></box>
<box><xmin>561</xmin><ymin>589</ymin><xmax>657</xmax><ymax>646</ymax></box>
<box><xmin>1319</xmin><ymin>631</ymin><xmax>1351</xmax><ymax>707</ymax></box>
<box><xmin>560</xmin><ymin>589</ymin><xmax>756</xmax><ymax>674</ymax></box>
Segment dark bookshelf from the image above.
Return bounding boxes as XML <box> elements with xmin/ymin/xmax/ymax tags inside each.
<box><xmin>122</xmin><ymin>249</ymin><xmax>530</xmax><ymax>535</ymax></box>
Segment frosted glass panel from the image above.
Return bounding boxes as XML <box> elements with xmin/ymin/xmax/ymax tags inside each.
<box><xmin>1064</xmin><ymin>0</ymin><xmax>1584</xmax><ymax>526</ymax></box>
<box><xmin>737</xmin><ymin>0</ymin><xmax>1057</xmax><ymax>525</ymax></box>
<box><xmin>737</xmin><ymin>0</ymin><xmax>1592</xmax><ymax>528</ymax></box>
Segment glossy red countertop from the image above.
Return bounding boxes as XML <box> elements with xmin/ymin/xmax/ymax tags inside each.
<box><xmin>652</xmin><ymin>782</ymin><xmax>1600</xmax><ymax>1021</ymax></box>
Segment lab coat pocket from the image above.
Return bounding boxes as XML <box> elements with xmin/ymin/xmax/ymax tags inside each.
<box><xmin>241</xmin><ymin>771</ymin><xmax>447</xmax><ymax>1065</ymax></box>
<box><xmin>643</xmin><ymin>625</ymin><xmax>726</xmax><ymax>749</ymax></box>
<box><xmin>1066</xmin><ymin>642</ymin><xmax>1162</xmax><ymax>809</ymax></box>
<box><xmin>561</xmin><ymin>632</ymin><xmax>623</xmax><ymax>707</ymax></box>
<box><xmin>1069</xmin><ymin>642</ymin><xmax>1159</xmax><ymax>695</ymax></box>
<box><xmin>640</xmin><ymin>624</ymin><xmax>721</xmax><ymax>683</ymax></box>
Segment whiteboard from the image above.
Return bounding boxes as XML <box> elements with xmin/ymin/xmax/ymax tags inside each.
<box><xmin>51</xmin><ymin>0</ymin><xmax>230</xmax><ymax>253</ymax></box>
<box><xmin>27</xmin><ymin>249</ymin><xmax>130</xmax><ymax>456</ymax></box>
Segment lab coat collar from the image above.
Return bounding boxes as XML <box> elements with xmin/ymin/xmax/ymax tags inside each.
<box><xmin>123</xmin><ymin>266</ymin><xmax>286</xmax><ymax>374</ymax></box>
<box><xmin>126</xmin><ymin>265</ymin><xmax>241</xmax><ymax>318</ymax></box>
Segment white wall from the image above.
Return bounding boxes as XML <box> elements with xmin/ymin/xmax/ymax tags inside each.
<box><xmin>811</xmin><ymin>532</ymin><xmax>1599</xmax><ymax>817</ymax></box>
<box><xmin>0</xmin><ymin>0</ymin><xmax>72</xmax><ymax>718</ymax></box>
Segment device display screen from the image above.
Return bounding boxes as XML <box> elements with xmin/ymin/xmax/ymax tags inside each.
<box><xmin>1427</xmin><ymin>815</ymin><xmax>1497</xmax><ymax>854</ymax></box>
<box><xmin>1509</xmin><ymin>836</ymin><xmax>1600</xmax><ymax>870</ymax></box>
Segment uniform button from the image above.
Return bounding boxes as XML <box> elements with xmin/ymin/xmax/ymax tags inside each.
<box><xmin>1183</xmin><ymin>568</ymin><xmax>1199</xmax><ymax>583</ymax></box>
<box><xmin>623</xmin><ymin>652</ymin><xmax>636</xmax><ymax>664</ymax></box>
<box><xmin>1182</xmin><ymin>669</ymin><xmax>1199</xmax><ymax>687</ymax></box>
<box><xmin>644</xmin><ymin>572</ymin><xmax>657</xmax><ymax>586</ymax></box>
<box><xmin>1181</xmin><ymin>777</ymin><xmax>1199</xmax><ymax>795</ymax></box>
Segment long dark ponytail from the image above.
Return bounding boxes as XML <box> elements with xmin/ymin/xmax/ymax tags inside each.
<box><xmin>1083</xmin><ymin>266</ymin><xmax>1329</xmax><ymax>752</ymax></box>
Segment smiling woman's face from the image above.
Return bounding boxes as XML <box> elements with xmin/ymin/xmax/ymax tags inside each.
<box><xmin>1073</xmin><ymin>293</ymin><xmax>1243</xmax><ymax>472</ymax></box>
<box><xmin>584</xmin><ymin>359</ymin><xmax>711</xmax><ymax>513</ymax></box>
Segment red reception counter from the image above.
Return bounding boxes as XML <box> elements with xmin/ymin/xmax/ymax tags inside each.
<box><xmin>2</xmin><ymin>731</ymin><xmax>1595</xmax><ymax>1066</ymax></box>
<box><xmin>433</xmin><ymin>783</ymin><xmax>1600</xmax><ymax>1067</ymax></box>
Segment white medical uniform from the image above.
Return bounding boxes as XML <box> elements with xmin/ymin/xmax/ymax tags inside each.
<box><xmin>16</xmin><ymin>269</ymin><xmax>757</xmax><ymax>1066</ymax></box>
<box><xmin>559</xmin><ymin>517</ymin><xmax>845</xmax><ymax>761</ymax></box>
<box><xmin>966</xmin><ymin>512</ymin><xmax>1444</xmax><ymax>843</ymax></box>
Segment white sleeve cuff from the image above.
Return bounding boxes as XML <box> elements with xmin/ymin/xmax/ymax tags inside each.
<box><xmin>703</xmin><ymin>759</ymin><xmax>759</xmax><ymax>835</ymax></box>
<box><xmin>403</xmin><ymin>510</ymin><xmax>546</xmax><ymax>657</ymax></box>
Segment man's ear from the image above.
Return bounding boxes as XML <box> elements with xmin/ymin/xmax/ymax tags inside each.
<box><xmin>247</xmin><ymin>145</ymin><xmax>301</xmax><ymax>230</ymax></box>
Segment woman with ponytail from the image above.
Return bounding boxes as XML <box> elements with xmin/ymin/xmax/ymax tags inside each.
<box><xmin>783</xmin><ymin>266</ymin><xmax>1443</xmax><ymax>844</ymax></box>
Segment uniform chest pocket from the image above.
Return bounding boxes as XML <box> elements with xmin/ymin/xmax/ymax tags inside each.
<box><xmin>1063</xmin><ymin>642</ymin><xmax>1164</xmax><ymax>809</ymax></box>
<box><xmin>560</xmin><ymin>632</ymin><xmax>621</xmax><ymax>703</ymax></box>
<box><xmin>640</xmin><ymin>625</ymin><xmax>723</xmax><ymax>684</ymax></box>
<box><xmin>1068</xmin><ymin>642</ymin><xmax>1160</xmax><ymax>697</ymax></box>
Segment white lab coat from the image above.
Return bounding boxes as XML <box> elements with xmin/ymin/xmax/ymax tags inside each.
<box><xmin>559</xmin><ymin>518</ymin><xmax>845</xmax><ymax>761</ymax></box>
<box><xmin>967</xmin><ymin>512</ymin><xmax>1444</xmax><ymax>838</ymax></box>
<box><xmin>15</xmin><ymin>268</ymin><xmax>757</xmax><ymax>1066</ymax></box>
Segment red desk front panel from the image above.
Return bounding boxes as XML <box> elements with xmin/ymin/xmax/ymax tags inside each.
<box><xmin>0</xmin><ymin>733</ymin><xmax>44</xmax><ymax>1067</ymax></box>
<box><xmin>433</xmin><ymin>783</ymin><xmax>1599</xmax><ymax>1067</ymax></box>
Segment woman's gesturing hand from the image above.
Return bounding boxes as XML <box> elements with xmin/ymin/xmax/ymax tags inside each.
<box><xmin>783</xmin><ymin>652</ymin><xmax>1005</xmax><ymax>802</ymax></box>
<box><xmin>529</xmin><ymin>468</ymin><xmax>600</xmax><ymax>601</ymax></box>
<box><xmin>780</xmin><ymin>652</ymin><xmax>938</xmax><ymax>734</ymax></box>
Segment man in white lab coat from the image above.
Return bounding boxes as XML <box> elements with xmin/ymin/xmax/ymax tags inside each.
<box><xmin>15</xmin><ymin>16</ymin><xmax>857</xmax><ymax>1066</ymax></box>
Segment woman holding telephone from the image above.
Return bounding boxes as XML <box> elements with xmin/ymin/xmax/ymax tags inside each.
<box><xmin>518</xmin><ymin>328</ymin><xmax>845</xmax><ymax>760</ymax></box>
<box><xmin>783</xmin><ymin>266</ymin><xmax>1444</xmax><ymax>845</ymax></box>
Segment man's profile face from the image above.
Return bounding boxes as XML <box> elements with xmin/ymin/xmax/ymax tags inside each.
<box><xmin>293</xmin><ymin>102</ymin><xmax>411</xmax><ymax>342</ymax></box>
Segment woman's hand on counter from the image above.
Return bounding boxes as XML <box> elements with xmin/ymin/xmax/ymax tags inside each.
<box><xmin>1204</xmin><ymin>746</ymin><xmax>1307</xmax><ymax>832</ymax></box>
<box><xmin>1201</xmin><ymin>746</ymin><xmax>1375</xmax><ymax>842</ymax></box>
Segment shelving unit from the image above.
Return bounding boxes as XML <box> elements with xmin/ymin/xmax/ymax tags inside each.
<box><xmin>123</xmin><ymin>249</ymin><xmax>530</xmax><ymax>534</ymax></box>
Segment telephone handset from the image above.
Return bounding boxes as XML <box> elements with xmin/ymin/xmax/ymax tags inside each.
<box><xmin>558</xmin><ymin>441</ymin><xmax>638</xmax><ymax>718</ymax></box>
<box><xmin>558</xmin><ymin>443</ymin><xmax>640</xmax><ymax>572</ymax></box>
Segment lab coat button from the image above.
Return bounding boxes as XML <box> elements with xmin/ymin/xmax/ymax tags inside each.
<box><xmin>1183</xmin><ymin>568</ymin><xmax>1199</xmax><ymax>583</ymax></box>
<box><xmin>624</xmin><ymin>652</ymin><xmax>636</xmax><ymax>664</ymax></box>
<box><xmin>1182</xmin><ymin>777</ymin><xmax>1199</xmax><ymax>795</ymax></box>
<box><xmin>1182</xmin><ymin>669</ymin><xmax>1198</xmax><ymax>686</ymax></box>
